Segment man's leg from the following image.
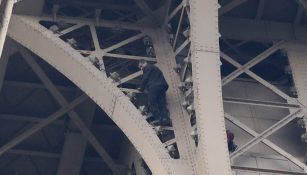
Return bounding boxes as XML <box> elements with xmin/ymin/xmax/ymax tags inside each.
<box><xmin>157</xmin><ymin>88</ymin><xmax>171</xmax><ymax>125</ymax></box>
<box><xmin>147</xmin><ymin>88</ymin><xmax>161</xmax><ymax>123</ymax></box>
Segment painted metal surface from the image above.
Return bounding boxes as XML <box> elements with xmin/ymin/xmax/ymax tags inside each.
<box><xmin>0</xmin><ymin>0</ymin><xmax>15</xmax><ymax>58</ymax></box>
<box><xmin>150</xmin><ymin>29</ymin><xmax>196</xmax><ymax>174</ymax></box>
<box><xmin>287</xmin><ymin>43</ymin><xmax>307</xmax><ymax>172</ymax></box>
<box><xmin>7</xmin><ymin>14</ymin><xmax>175</xmax><ymax>175</ymax></box>
<box><xmin>189</xmin><ymin>0</ymin><xmax>232</xmax><ymax>174</ymax></box>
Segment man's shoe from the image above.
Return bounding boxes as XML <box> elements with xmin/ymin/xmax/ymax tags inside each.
<box><xmin>150</xmin><ymin>120</ymin><xmax>161</xmax><ymax>126</ymax></box>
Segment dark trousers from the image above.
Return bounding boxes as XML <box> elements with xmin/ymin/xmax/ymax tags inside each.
<box><xmin>228</xmin><ymin>141</ymin><xmax>236</xmax><ymax>152</ymax></box>
<box><xmin>147</xmin><ymin>86</ymin><xmax>169</xmax><ymax>121</ymax></box>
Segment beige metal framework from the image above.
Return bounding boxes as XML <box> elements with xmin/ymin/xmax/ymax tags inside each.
<box><xmin>0</xmin><ymin>0</ymin><xmax>306</xmax><ymax>174</ymax></box>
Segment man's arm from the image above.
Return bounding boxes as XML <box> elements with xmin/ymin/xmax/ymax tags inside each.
<box><xmin>139</xmin><ymin>66</ymin><xmax>153</xmax><ymax>92</ymax></box>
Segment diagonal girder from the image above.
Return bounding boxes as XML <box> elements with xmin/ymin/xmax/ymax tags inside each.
<box><xmin>255</xmin><ymin>0</ymin><xmax>265</xmax><ymax>20</ymax></box>
<box><xmin>190</xmin><ymin>0</ymin><xmax>231</xmax><ymax>174</ymax></box>
<box><xmin>220</xmin><ymin>51</ymin><xmax>294</xmax><ymax>101</ymax></box>
<box><xmin>223</xmin><ymin>97</ymin><xmax>300</xmax><ymax>109</ymax></box>
<box><xmin>172</xmin><ymin>6</ymin><xmax>185</xmax><ymax>49</ymax></box>
<box><xmin>102</xmin><ymin>33</ymin><xmax>146</xmax><ymax>53</ymax></box>
<box><xmin>0</xmin><ymin>38</ymin><xmax>18</xmax><ymax>93</ymax></box>
<box><xmin>232</xmin><ymin>166</ymin><xmax>307</xmax><ymax>175</ymax></box>
<box><xmin>133</xmin><ymin>0</ymin><xmax>163</xmax><ymax>26</ymax></box>
<box><xmin>0</xmin><ymin>93</ymin><xmax>88</xmax><ymax>156</ymax></box>
<box><xmin>222</xmin><ymin>41</ymin><xmax>284</xmax><ymax>86</ymax></box>
<box><xmin>168</xmin><ymin>0</ymin><xmax>185</xmax><ymax>21</ymax></box>
<box><xmin>230</xmin><ymin>109</ymin><xmax>304</xmax><ymax>160</ymax></box>
<box><xmin>0</xmin><ymin>0</ymin><xmax>15</xmax><ymax>58</ymax></box>
<box><xmin>225</xmin><ymin>113</ymin><xmax>307</xmax><ymax>170</ymax></box>
<box><xmin>295</xmin><ymin>6</ymin><xmax>304</xmax><ymax>24</ymax></box>
<box><xmin>8</xmin><ymin>14</ymin><xmax>176</xmax><ymax>175</ymax></box>
<box><xmin>298</xmin><ymin>0</ymin><xmax>307</xmax><ymax>10</ymax></box>
<box><xmin>175</xmin><ymin>39</ymin><xmax>190</xmax><ymax>55</ymax></box>
<box><xmin>219</xmin><ymin>0</ymin><xmax>249</xmax><ymax>16</ymax></box>
<box><xmin>56</xmin><ymin>101</ymin><xmax>96</xmax><ymax>175</ymax></box>
<box><xmin>19</xmin><ymin>47</ymin><xmax>123</xmax><ymax>174</ymax></box>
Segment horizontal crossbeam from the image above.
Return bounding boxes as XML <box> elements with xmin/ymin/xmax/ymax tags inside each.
<box><xmin>230</xmin><ymin>109</ymin><xmax>304</xmax><ymax>160</ymax></box>
<box><xmin>220</xmin><ymin>51</ymin><xmax>294</xmax><ymax>102</ymax></box>
<box><xmin>223</xmin><ymin>97</ymin><xmax>300</xmax><ymax>109</ymax></box>
<box><xmin>232</xmin><ymin>166</ymin><xmax>307</xmax><ymax>175</ymax></box>
<box><xmin>225</xmin><ymin>113</ymin><xmax>307</xmax><ymax>170</ymax></box>
<box><xmin>222</xmin><ymin>41</ymin><xmax>284</xmax><ymax>86</ymax></box>
<box><xmin>219</xmin><ymin>0</ymin><xmax>248</xmax><ymax>16</ymax></box>
<box><xmin>0</xmin><ymin>94</ymin><xmax>88</xmax><ymax>156</ymax></box>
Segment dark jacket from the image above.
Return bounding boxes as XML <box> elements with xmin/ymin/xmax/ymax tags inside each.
<box><xmin>139</xmin><ymin>64</ymin><xmax>168</xmax><ymax>92</ymax></box>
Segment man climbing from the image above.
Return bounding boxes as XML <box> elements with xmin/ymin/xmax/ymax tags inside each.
<box><xmin>138</xmin><ymin>59</ymin><xmax>171</xmax><ymax>126</ymax></box>
<box><xmin>227</xmin><ymin>130</ymin><xmax>238</xmax><ymax>152</ymax></box>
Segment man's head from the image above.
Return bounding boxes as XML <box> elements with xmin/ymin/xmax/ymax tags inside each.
<box><xmin>138</xmin><ymin>59</ymin><xmax>148</xmax><ymax>70</ymax></box>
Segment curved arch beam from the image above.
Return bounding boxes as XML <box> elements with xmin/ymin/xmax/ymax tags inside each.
<box><xmin>7</xmin><ymin>14</ymin><xmax>172</xmax><ymax>175</ymax></box>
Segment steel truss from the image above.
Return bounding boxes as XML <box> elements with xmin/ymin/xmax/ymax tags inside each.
<box><xmin>221</xmin><ymin>43</ymin><xmax>307</xmax><ymax>172</ymax></box>
<box><xmin>7</xmin><ymin>14</ymin><xmax>188</xmax><ymax>175</ymax></box>
<box><xmin>0</xmin><ymin>0</ymin><xmax>305</xmax><ymax>174</ymax></box>
<box><xmin>166</xmin><ymin>0</ymin><xmax>307</xmax><ymax>174</ymax></box>
<box><xmin>220</xmin><ymin>41</ymin><xmax>307</xmax><ymax>174</ymax></box>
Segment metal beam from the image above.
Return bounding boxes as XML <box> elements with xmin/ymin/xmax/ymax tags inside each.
<box><xmin>190</xmin><ymin>0</ymin><xmax>231</xmax><ymax>174</ymax></box>
<box><xmin>7</xmin><ymin>149</ymin><xmax>106</xmax><ymax>163</ymax></box>
<box><xmin>230</xmin><ymin>109</ymin><xmax>304</xmax><ymax>160</ymax></box>
<box><xmin>222</xmin><ymin>41</ymin><xmax>284</xmax><ymax>86</ymax></box>
<box><xmin>0</xmin><ymin>114</ymin><xmax>118</xmax><ymax>131</ymax></box>
<box><xmin>0</xmin><ymin>39</ymin><xmax>16</xmax><ymax>93</ymax></box>
<box><xmin>173</xmin><ymin>7</ymin><xmax>185</xmax><ymax>49</ymax></box>
<box><xmin>102</xmin><ymin>33</ymin><xmax>146</xmax><ymax>53</ymax></box>
<box><xmin>4</xmin><ymin>80</ymin><xmax>76</xmax><ymax>91</ymax></box>
<box><xmin>51</xmin><ymin>0</ymin><xmax>138</xmax><ymax>11</ymax></box>
<box><xmin>295</xmin><ymin>6</ymin><xmax>304</xmax><ymax>24</ymax></box>
<box><xmin>225</xmin><ymin>113</ymin><xmax>307</xmax><ymax>170</ymax></box>
<box><xmin>298</xmin><ymin>0</ymin><xmax>307</xmax><ymax>11</ymax></box>
<box><xmin>60</xmin><ymin>24</ymin><xmax>84</xmax><ymax>36</ymax></box>
<box><xmin>255</xmin><ymin>0</ymin><xmax>265</xmax><ymax>20</ymax></box>
<box><xmin>39</xmin><ymin>15</ymin><xmax>144</xmax><ymax>31</ymax></box>
<box><xmin>232</xmin><ymin>166</ymin><xmax>307</xmax><ymax>175</ymax></box>
<box><xmin>219</xmin><ymin>0</ymin><xmax>249</xmax><ymax>16</ymax></box>
<box><xmin>152</xmin><ymin>30</ymin><xmax>196</xmax><ymax>173</ymax></box>
<box><xmin>8</xmin><ymin>14</ymin><xmax>174</xmax><ymax>175</ymax></box>
<box><xmin>220</xmin><ymin>52</ymin><xmax>294</xmax><ymax>101</ymax></box>
<box><xmin>168</xmin><ymin>0</ymin><xmax>185</xmax><ymax>21</ymax></box>
<box><xmin>104</xmin><ymin>53</ymin><xmax>156</xmax><ymax>62</ymax></box>
<box><xmin>132</xmin><ymin>0</ymin><xmax>162</xmax><ymax>26</ymax></box>
<box><xmin>118</xmin><ymin>71</ymin><xmax>142</xmax><ymax>85</ymax></box>
<box><xmin>19</xmin><ymin>48</ymin><xmax>121</xmax><ymax>174</ymax></box>
<box><xmin>223</xmin><ymin>97</ymin><xmax>300</xmax><ymax>109</ymax></box>
<box><xmin>286</xmin><ymin>43</ymin><xmax>307</xmax><ymax>136</ymax></box>
<box><xmin>0</xmin><ymin>94</ymin><xmax>88</xmax><ymax>156</ymax></box>
<box><xmin>175</xmin><ymin>39</ymin><xmax>190</xmax><ymax>55</ymax></box>
<box><xmin>0</xmin><ymin>0</ymin><xmax>15</xmax><ymax>58</ymax></box>
<box><xmin>28</xmin><ymin>15</ymin><xmax>307</xmax><ymax>43</ymax></box>
<box><xmin>57</xmin><ymin>101</ymin><xmax>96</xmax><ymax>175</ymax></box>
<box><xmin>8</xmin><ymin>149</ymin><xmax>60</xmax><ymax>159</ymax></box>
<box><xmin>89</xmin><ymin>25</ymin><xmax>100</xmax><ymax>52</ymax></box>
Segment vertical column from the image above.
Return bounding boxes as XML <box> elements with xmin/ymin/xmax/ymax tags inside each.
<box><xmin>189</xmin><ymin>0</ymin><xmax>232</xmax><ymax>174</ymax></box>
<box><xmin>0</xmin><ymin>38</ymin><xmax>16</xmax><ymax>93</ymax></box>
<box><xmin>0</xmin><ymin>0</ymin><xmax>15</xmax><ymax>58</ymax></box>
<box><xmin>150</xmin><ymin>30</ymin><xmax>195</xmax><ymax>174</ymax></box>
<box><xmin>286</xmin><ymin>43</ymin><xmax>307</xmax><ymax>137</ymax></box>
<box><xmin>0</xmin><ymin>45</ymin><xmax>10</xmax><ymax>93</ymax></box>
<box><xmin>118</xmin><ymin>139</ymin><xmax>147</xmax><ymax>175</ymax></box>
<box><xmin>56</xmin><ymin>100</ymin><xmax>96</xmax><ymax>175</ymax></box>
